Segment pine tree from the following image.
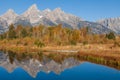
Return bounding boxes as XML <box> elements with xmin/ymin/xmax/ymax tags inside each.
<box><xmin>8</xmin><ymin>24</ymin><xmax>16</xmax><ymax>39</ymax></box>
<box><xmin>20</xmin><ymin>28</ymin><xmax>28</xmax><ymax>38</ymax></box>
<box><xmin>106</xmin><ymin>32</ymin><xmax>116</xmax><ymax>40</ymax></box>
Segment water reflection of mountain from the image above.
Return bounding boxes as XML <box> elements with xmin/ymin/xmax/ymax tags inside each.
<box><xmin>0</xmin><ymin>52</ymin><xmax>81</xmax><ymax>77</ymax></box>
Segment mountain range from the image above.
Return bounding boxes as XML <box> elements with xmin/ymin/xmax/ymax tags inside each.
<box><xmin>0</xmin><ymin>4</ymin><xmax>120</xmax><ymax>34</ymax></box>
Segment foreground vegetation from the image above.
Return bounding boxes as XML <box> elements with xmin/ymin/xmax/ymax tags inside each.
<box><xmin>0</xmin><ymin>24</ymin><xmax>120</xmax><ymax>53</ymax></box>
<box><xmin>0</xmin><ymin>24</ymin><xmax>120</xmax><ymax>69</ymax></box>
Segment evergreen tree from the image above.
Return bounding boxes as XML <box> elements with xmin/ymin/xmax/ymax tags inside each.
<box><xmin>106</xmin><ymin>32</ymin><xmax>116</xmax><ymax>40</ymax></box>
<box><xmin>8</xmin><ymin>24</ymin><xmax>16</xmax><ymax>39</ymax></box>
<box><xmin>20</xmin><ymin>28</ymin><xmax>28</xmax><ymax>38</ymax></box>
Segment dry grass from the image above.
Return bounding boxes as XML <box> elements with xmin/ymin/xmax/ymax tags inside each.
<box><xmin>1</xmin><ymin>39</ymin><xmax>120</xmax><ymax>69</ymax></box>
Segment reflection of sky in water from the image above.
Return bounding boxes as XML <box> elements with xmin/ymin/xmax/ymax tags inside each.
<box><xmin>0</xmin><ymin>62</ymin><xmax>120</xmax><ymax>80</ymax></box>
<box><xmin>0</xmin><ymin>52</ymin><xmax>120</xmax><ymax>80</ymax></box>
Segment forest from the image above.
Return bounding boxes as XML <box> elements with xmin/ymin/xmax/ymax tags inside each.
<box><xmin>0</xmin><ymin>24</ymin><xmax>118</xmax><ymax>47</ymax></box>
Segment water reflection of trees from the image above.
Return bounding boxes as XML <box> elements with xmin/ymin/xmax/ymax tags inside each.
<box><xmin>8</xmin><ymin>51</ymin><xmax>16</xmax><ymax>64</ymax></box>
<box><xmin>7</xmin><ymin>51</ymin><xmax>75</xmax><ymax>64</ymax></box>
<box><xmin>6</xmin><ymin>51</ymin><xmax>120</xmax><ymax>70</ymax></box>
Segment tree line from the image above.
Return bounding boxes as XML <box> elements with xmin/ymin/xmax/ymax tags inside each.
<box><xmin>0</xmin><ymin>24</ymin><xmax>117</xmax><ymax>46</ymax></box>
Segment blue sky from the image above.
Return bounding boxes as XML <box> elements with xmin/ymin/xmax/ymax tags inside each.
<box><xmin>0</xmin><ymin>0</ymin><xmax>120</xmax><ymax>21</ymax></box>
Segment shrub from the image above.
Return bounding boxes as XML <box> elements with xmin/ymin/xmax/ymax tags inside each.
<box><xmin>83</xmin><ymin>41</ymin><xmax>88</xmax><ymax>45</ymax></box>
<box><xmin>114</xmin><ymin>41</ymin><xmax>120</xmax><ymax>47</ymax></box>
<box><xmin>24</xmin><ymin>42</ymin><xmax>28</xmax><ymax>46</ymax></box>
<box><xmin>70</xmin><ymin>40</ymin><xmax>77</xmax><ymax>45</ymax></box>
<box><xmin>34</xmin><ymin>40</ymin><xmax>45</xmax><ymax>48</ymax></box>
<box><xmin>106</xmin><ymin>32</ymin><xmax>116</xmax><ymax>40</ymax></box>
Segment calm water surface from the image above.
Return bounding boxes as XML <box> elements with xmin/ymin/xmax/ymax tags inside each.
<box><xmin>0</xmin><ymin>51</ymin><xmax>120</xmax><ymax>80</ymax></box>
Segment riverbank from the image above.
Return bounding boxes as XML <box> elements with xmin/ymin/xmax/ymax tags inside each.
<box><xmin>0</xmin><ymin>39</ymin><xmax>120</xmax><ymax>69</ymax></box>
<box><xmin>0</xmin><ymin>41</ymin><xmax>120</xmax><ymax>53</ymax></box>
<box><xmin>0</xmin><ymin>41</ymin><xmax>120</xmax><ymax>59</ymax></box>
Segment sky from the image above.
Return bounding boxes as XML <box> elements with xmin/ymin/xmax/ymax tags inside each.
<box><xmin>0</xmin><ymin>0</ymin><xmax>120</xmax><ymax>21</ymax></box>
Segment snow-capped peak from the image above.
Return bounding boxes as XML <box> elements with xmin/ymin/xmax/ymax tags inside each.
<box><xmin>43</xmin><ymin>8</ymin><xmax>51</xmax><ymax>12</ymax></box>
<box><xmin>1</xmin><ymin>9</ymin><xmax>18</xmax><ymax>25</ymax></box>
<box><xmin>22</xmin><ymin>4</ymin><xmax>41</xmax><ymax>24</ymax></box>
<box><xmin>6</xmin><ymin>9</ymin><xmax>15</xmax><ymax>14</ymax></box>
<box><xmin>54</xmin><ymin>8</ymin><xmax>62</xmax><ymax>11</ymax></box>
<box><xmin>2</xmin><ymin>9</ymin><xmax>18</xmax><ymax>16</ymax></box>
<box><xmin>53</xmin><ymin>8</ymin><xmax>63</xmax><ymax>12</ymax></box>
<box><xmin>28</xmin><ymin>4</ymin><xmax>39</xmax><ymax>12</ymax></box>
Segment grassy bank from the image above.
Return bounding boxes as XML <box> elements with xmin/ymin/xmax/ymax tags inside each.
<box><xmin>76</xmin><ymin>51</ymin><xmax>120</xmax><ymax>69</ymax></box>
<box><xmin>0</xmin><ymin>39</ymin><xmax>120</xmax><ymax>69</ymax></box>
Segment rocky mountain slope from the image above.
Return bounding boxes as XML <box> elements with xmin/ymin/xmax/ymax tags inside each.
<box><xmin>0</xmin><ymin>17</ymin><xmax>8</xmax><ymax>33</ymax></box>
<box><xmin>97</xmin><ymin>17</ymin><xmax>120</xmax><ymax>34</ymax></box>
<box><xmin>1</xmin><ymin>9</ymin><xmax>18</xmax><ymax>25</ymax></box>
<box><xmin>0</xmin><ymin>4</ymin><xmax>117</xmax><ymax>34</ymax></box>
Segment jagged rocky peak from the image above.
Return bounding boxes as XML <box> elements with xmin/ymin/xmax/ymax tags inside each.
<box><xmin>23</xmin><ymin>4</ymin><xmax>40</xmax><ymax>16</ymax></box>
<box><xmin>54</xmin><ymin>8</ymin><xmax>63</xmax><ymax>11</ymax></box>
<box><xmin>27</xmin><ymin>4</ymin><xmax>39</xmax><ymax>12</ymax></box>
<box><xmin>43</xmin><ymin>8</ymin><xmax>51</xmax><ymax>15</ymax></box>
<box><xmin>5</xmin><ymin>9</ymin><xmax>15</xmax><ymax>14</ymax></box>
<box><xmin>45</xmin><ymin>7</ymin><xmax>67</xmax><ymax>21</ymax></box>
<box><xmin>43</xmin><ymin>8</ymin><xmax>51</xmax><ymax>12</ymax></box>
<box><xmin>42</xmin><ymin>8</ymin><xmax>51</xmax><ymax>16</ymax></box>
<box><xmin>53</xmin><ymin>7</ymin><xmax>65</xmax><ymax>14</ymax></box>
<box><xmin>1</xmin><ymin>9</ymin><xmax>18</xmax><ymax>25</ymax></box>
<box><xmin>22</xmin><ymin>4</ymin><xmax>41</xmax><ymax>24</ymax></box>
<box><xmin>1</xmin><ymin>9</ymin><xmax>18</xmax><ymax>18</ymax></box>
